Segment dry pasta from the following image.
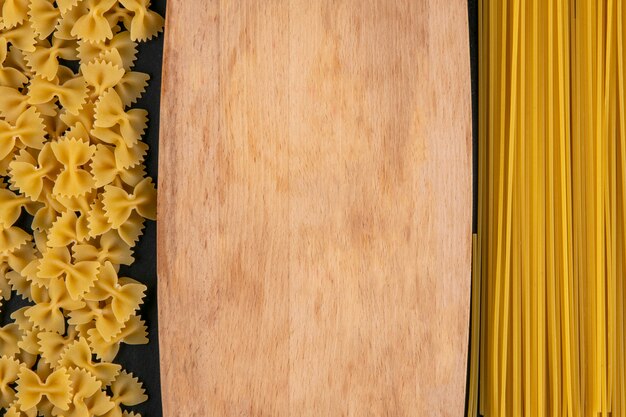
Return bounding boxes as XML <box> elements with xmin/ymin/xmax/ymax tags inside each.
<box><xmin>470</xmin><ymin>0</ymin><xmax>626</xmax><ymax>416</ymax></box>
<box><xmin>0</xmin><ymin>0</ymin><xmax>162</xmax><ymax>416</ymax></box>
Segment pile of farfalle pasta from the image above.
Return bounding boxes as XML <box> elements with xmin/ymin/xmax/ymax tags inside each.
<box><xmin>0</xmin><ymin>0</ymin><xmax>163</xmax><ymax>416</ymax></box>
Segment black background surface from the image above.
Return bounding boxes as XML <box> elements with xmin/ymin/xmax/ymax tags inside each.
<box><xmin>111</xmin><ymin>0</ymin><xmax>167</xmax><ymax>414</ymax></box>
<box><xmin>467</xmin><ymin>1</ymin><xmax>480</xmax><ymax>416</ymax></box>
<box><xmin>112</xmin><ymin>0</ymin><xmax>167</xmax><ymax>414</ymax></box>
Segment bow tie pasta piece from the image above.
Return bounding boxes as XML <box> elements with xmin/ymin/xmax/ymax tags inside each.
<box><xmin>91</xmin><ymin>127</ymin><xmax>148</xmax><ymax>169</ymax></box>
<box><xmin>77</xmin><ymin>31</ymin><xmax>137</xmax><ymax>72</ymax></box>
<box><xmin>106</xmin><ymin>371</ymin><xmax>147</xmax><ymax>413</ymax></box>
<box><xmin>94</xmin><ymin>89</ymin><xmax>147</xmax><ymax>148</ymax></box>
<box><xmin>36</xmin><ymin>246</ymin><xmax>99</xmax><ymax>299</ymax></box>
<box><xmin>63</xmin><ymin>120</ymin><xmax>92</xmax><ymax>144</ymax></box>
<box><xmin>0</xmin><ymin>225</ymin><xmax>31</xmax><ymax>253</ymax></box>
<box><xmin>10</xmin><ymin>307</ymin><xmax>32</xmax><ymax>332</ymax></box>
<box><xmin>0</xmin><ymin>63</ymin><xmax>27</xmax><ymax>88</ymax></box>
<box><xmin>0</xmin><ymin>266</ymin><xmax>12</xmax><ymax>303</ymax></box>
<box><xmin>31</xmin><ymin>205</ymin><xmax>56</xmax><ymax>233</ymax></box>
<box><xmin>31</xmin><ymin>180</ymin><xmax>68</xmax><ymax>231</ymax></box>
<box><xmin>0</xmin><ymin>356</ymin><xmax>22</xmax><ymax>408</ymax></box>
<box><xmin>0</xmin><ymin>323</ymin><xmax>21</xmax><ymax>357</ymax></box>
<box><xmin>18</xmin><ymin>330</ymin><xmax>40</xmax><ymax>359</ymax></box>
<box><xmin>115</xmin><ymin>211</ymin><xmax>144</xmax><ymax>247</ymax></box>
<box><xmin>54</xmin><ymin>0</ymin><xmax>88</xmax><ymax>40</ymax></box>
<box><xmin>1</xmin><ymin>23</ymin><xmax>35</xmax><ymax>52</ymax></box>
<box><xmin>59</xmin><ymin>338</ymin><xmax>120</xmax><ymax>386</ymax></box>
<box><xmin>82</xmin><ymin>58</ymin><xmax>124</xmax><ymax>97</ymax></box>
<box><xmin>0</xmin><ymin>86</ymin><xmax>30</xmax><ymax>121</ymax></box>
<box><xmin>70</xmin><ymin>0</ymin><xmax>117</xmax><ymax>43</ymax></box>
<box><xmin>67</xmin><ymin>262</ymin><xmax>144</xmax><ymax>342</ymax></box>
<box><xmin>47</xmin><ymin>209</ymin><xmax>90</xmax><ymax>248</ymax></box>
<box><xmin>102</xmin><ymin>178</ymin><xmax>155</xmax><ymax>229</ymax></box>
<box><xmin>86</xmin><ymin>196</ymin><xmax>112</xmax><ymax>238</ymax></box>
<box><xmin>25</xmin><ymin>37</ymin><xmax>78</xmax><ymax>80</ymax></box>
<box><xmin>60</xmin><ymin>100</ymin><xmax>95</xmax><ymax>135</ymax></box>
<box><xmin>88</xmin><ymin>145</ymin><xmax>117</xmax><ymax>188</ymax></box>
<box><xmin>36</xmin><ymin>326</ymin><xmax>77</xmax><ymax>367</ymax></box>
<box><xmin>0</xmin><ymin>189</ymin><xmax>34</xmax><ymax>227</ymax></box>
<box><xmin>27</xmin><ymin>0</ymin><xmax>61</xmax><ymax>41</ymax></box>
<box><xmin>9</xmin><ymin>142</ymin><xmax>61</xmax><ymax>200</ymax></box>
<box><xmin>2</xmin><ymin>0</ymin><xmax>29</xmax><ymax>29</ymax></box>
<box><xmin>6</xmin><ymin>269</ymin><xmax>33</xmax><ymax>301</ymax></box>
<box><xmin>67</xmin><ymin>299</ymin><xmax>124</xmax><ymax>342</ymax></box>
<box><xmin>5</xmin><ymin>248</ymin><xmax>36</xmax><ymax>297</ymax></box>
<box><xmin>51</xmin><ymin>368</ymin><xmax>114</xmax><ymax>417</ymax></box>
<box><xmin>114</xmin><ymin>71</ymin><xmax>148</xmax><ymax>107</ymax></box>
<box><xmin>28</xmin><ymin>75</ymin><xmax>88</xmax><ymax>116</ymax></box>
<box><xmin>2</xmin><ymin>241</ymin><xmax>36</xmax><ymax>277</ymax></box>
<box><xmin>87</xmin><ymin>315</ymin><xmax>147</xmax><ymax>362</ymax></box>
<box><xmin>91</xmin><ymin>144</ymin><xmax>146</xmax><ymax>188</ymax></box>
<box><xmin>73</xmin><ymin>230</ymin><xmax>134</xmax><ymax>268</ymax></box>
<box><xmin>50</xmin><ymin>137</ymin><xmax>95</xmax><ymax>197</ymax></box>
<box><xmin>15</xmin><ymin>367</ymin><xmax>72</xmax><ymax>411</ymax></box>
<box><xmin>25</xmin><ymin>278</ymin><xmax>84</xmax><ymax>333</ymax></box>
<box><xmin>5</xmin><ymin>45</ymin><xmax>32</xmax><ymax>79</ymax></box>
<box><xmin>83</xmin><ymin>261</ymin><xmax>145</xmax><ymax>323</ymax></box>
<box><xmin>10</xmin><ymin>310</ymin><xmax>41</xmax><ymax>358</ymax></box>
<box><xmin>118</xmin><ymin>0</ymin><xmax>163</xmax><ymax>42</ymax></box>
<box><xmin>85</xmin><ymin>390</ymin><xmax>117</xmax><ymax>417</ymax></box>
<box><xmin>0</xmin><ymin>106</ymin><xmax>46</xmax><ymax>160</ymax></box>
<box><xmin>42</xmin><ymin>113</ymin><xmax>67</xmax><ymax>141</ymax></box>
<box><xmin>47</xmin><ymin>211</ymin><xmax>80</xmax><ymax>248</ymax></box>
<box><xmin>0</xmin><ymin>87</ymin><xmax>56</xmax><ymax>122</ymax></box>
<box><xmin>0</xmin><ymin>38</ymin><xmax>28</xmax><ymax>87</ymax></box>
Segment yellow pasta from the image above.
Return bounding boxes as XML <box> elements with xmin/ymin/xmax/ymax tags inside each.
<box><xmin>107</xmin><ymin>370</ymin><xmax>148</xmax><ymax>412</ymax></box>
<box><xmin>0</xmin><ymin>356</ymin><xmax>22</xmax><ymax>408</ymax></box>
<box><xmin>16</xmin><ymin>366</ymin><xmax>72</xmax><ymax>411</ymax></box>
<box><xmin>0</xmin><ymin>0</ymin><xmax>162</xmax><ymax>415</ymax></box>
<box><xmin>58</xmin><ymin>368</ymin><xmax>114</xmax><ymax>417</ymax></box>
<box><xmin>471</xmin><ymin>0</ymin><xmax>626</xmax><ymax>416</ymax></box>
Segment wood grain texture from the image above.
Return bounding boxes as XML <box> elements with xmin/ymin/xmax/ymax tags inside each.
<box><xmin>157</xmin><ymin>1</ymin><xmax>472</xmax><ymax>416</ymax></box>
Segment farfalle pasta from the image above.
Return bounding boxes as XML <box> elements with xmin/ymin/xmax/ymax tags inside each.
<box><xmin>0</xmin><ymin>1</ymin><xmax>161</xmax><ymax>415</ymax></box>
<box><xmin>15</xmin><ymin>366</ymin><xmax>72</xmax><ymax>410</ymax></box>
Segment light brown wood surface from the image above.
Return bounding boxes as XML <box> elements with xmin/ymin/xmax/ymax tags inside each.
<box><xmin>157</xmin><ymin>1</ymin><xmax>473</xmax><ymax>416</ymax></box>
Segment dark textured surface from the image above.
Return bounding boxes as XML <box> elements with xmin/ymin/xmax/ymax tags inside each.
<box><xmin>113</xmin><ymin>0</ymin><xmax>166</xmax><ymax>415</ymax></box>
<box><xmin>466</xmin><ymin>0</ymin><xmax>479</xmax><ymax>416</ymax></box>
<box><xmin>469</xmin><ymin>0</ymin><xmax>478</xmax><ymax>235</ymax></box>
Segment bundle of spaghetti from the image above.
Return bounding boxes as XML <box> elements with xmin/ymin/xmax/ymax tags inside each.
<box><xmin>468</xmin><ymin>0</ymin><xmax>626</xmax><ymax>416</ymax></box>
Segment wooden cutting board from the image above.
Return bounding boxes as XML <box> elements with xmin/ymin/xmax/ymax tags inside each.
<box><xmin>157</xmin><ymin>1</ymin><xmax>472</xmax><ymax>416</ymax></box>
